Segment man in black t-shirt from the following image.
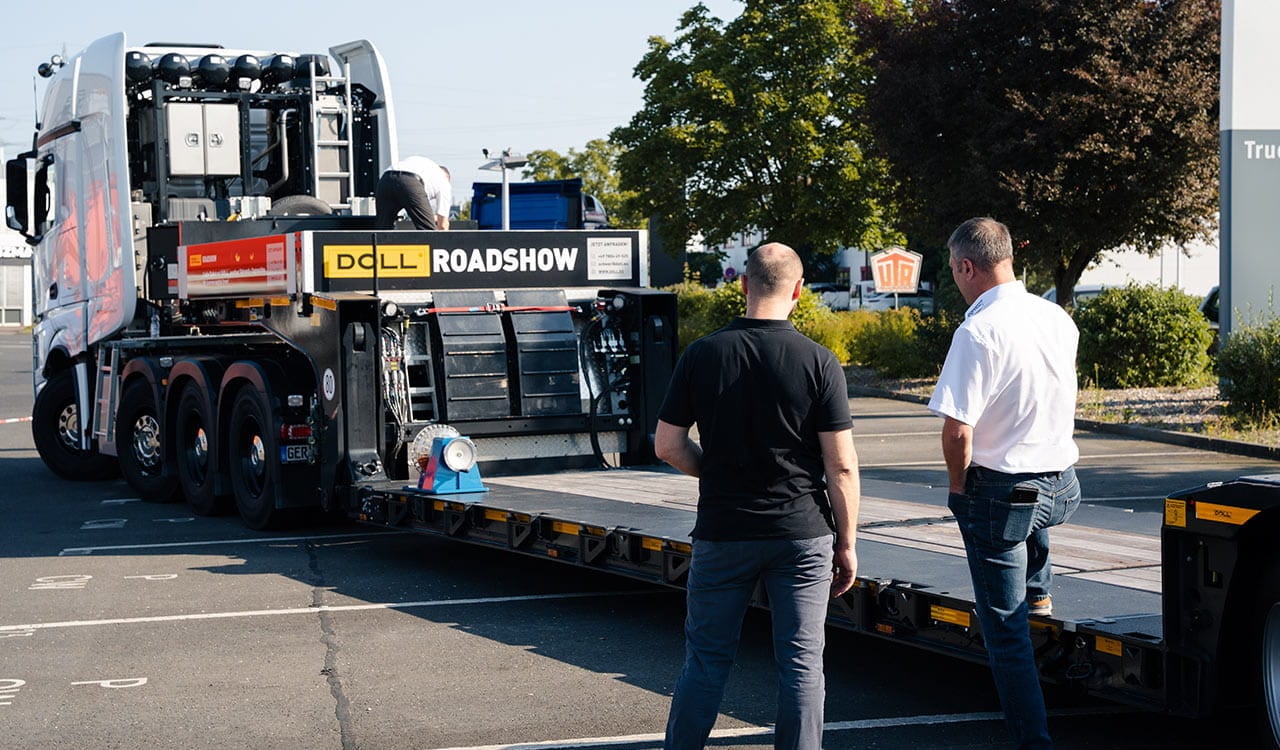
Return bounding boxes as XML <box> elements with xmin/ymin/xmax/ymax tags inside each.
<box><xmin>655</xmin><ymin>242</ymin><xmax>860</xmax><ymax>750</ymax></box>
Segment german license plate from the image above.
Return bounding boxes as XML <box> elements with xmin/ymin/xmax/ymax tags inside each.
<box><xmin>280</xmin><ymin>444</ymin><xmax>311</xmax><ymax>463</ymax></box>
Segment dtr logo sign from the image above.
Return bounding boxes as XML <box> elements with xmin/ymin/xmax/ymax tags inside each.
<box><xmin>870</xmin><ymin>247</ymin><xmax>923</xmax><ymax>294</ymax></box>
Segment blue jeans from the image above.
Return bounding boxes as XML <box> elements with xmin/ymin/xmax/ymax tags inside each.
<box><xmin>665</xmin><ymin>536</ymin><xmax>834</xmax><ymax>750</ymax></box>
<box><xmin>948</xmin><ymin>465</ymin><xmax>1081</xmax><ymax>750</ymax></box>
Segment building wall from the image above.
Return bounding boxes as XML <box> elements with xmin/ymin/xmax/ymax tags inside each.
<box><xmin>1073</xmin><ymin>237</ymin><xmax>1219</xmax><ymax>299</ymax></box>
<box><xmin>693</xmin><ymin>228</ymin><xmax>1219</xmax><ymax>301</ymax></box>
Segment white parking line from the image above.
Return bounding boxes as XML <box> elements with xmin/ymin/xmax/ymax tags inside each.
<box><xmin>59</xmin><ymin>530</ymin><xmax>410</xmax><ymax>556</ymax></box>
<box><xmin>425</xmin><ymin>706</ymin><xmax>1127</xmax><ymax>750</ymax></box>
<box><xmin>0</xmin><ymin>416</ymin><xmax>32</xmax><ymax>424</ymax></box>
<box><xmin>0</xmin><ymin>590</ymin><xmax>657</xmax><ymax>633</ymax></box>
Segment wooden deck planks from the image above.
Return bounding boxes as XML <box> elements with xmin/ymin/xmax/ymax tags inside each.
<box><xmin>485</xmin><ymin>469</ymin><xmax>1163</xmax><ymax>592</ymax></box>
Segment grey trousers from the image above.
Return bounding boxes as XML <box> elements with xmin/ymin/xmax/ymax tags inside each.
<box><xmin>665</xmin><ymin>536</ymin><xmax>834</xmax><ymax>750</ymax></box>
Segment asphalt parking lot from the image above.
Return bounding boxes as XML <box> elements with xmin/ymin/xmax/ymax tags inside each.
<box><xmin>2</xmin><ymin>330</ymin><xmax>1276</xmax><ymax>748</ymax></box>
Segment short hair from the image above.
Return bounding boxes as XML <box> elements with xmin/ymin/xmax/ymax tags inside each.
<box><xmin>745</xmin><ymin>242</ymin><xmax>803</xmax><ymax>296</ymax></box>
<box><xmin>948</xmin><ymin>217</ymin><xmax>1013</xmax><ymax>270</ymax></box>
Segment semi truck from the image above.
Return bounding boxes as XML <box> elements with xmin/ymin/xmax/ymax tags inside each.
<box><xmin>9</xmin><ymin>33</ymin><xmax>1280</xmax><ymax>746</ymax></box>
<box><xmin>4</xmin><ymin>33</ymin><xmax>675</xmax><ymax>529</ymax></box>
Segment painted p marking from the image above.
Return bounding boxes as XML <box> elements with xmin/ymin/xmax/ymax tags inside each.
<box><xmin>71</xmin><ymin>678</ymin><xmax>148</xmax><ymax>689</ymax></box>
<box><xmin>29</xmin><ymin>575</ymin><xmax>92</xmax><ymax>591</ymax></box>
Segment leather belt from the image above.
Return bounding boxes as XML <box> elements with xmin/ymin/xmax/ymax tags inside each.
<box><xmin>385</xmin><ymin>169</ymin><xmax>422</xmax><ymax>182</ymax></box>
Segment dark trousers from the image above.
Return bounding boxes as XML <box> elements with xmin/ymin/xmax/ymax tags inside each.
<box><xmin>375</xmin><ymin>171</ymin><xmax>435</xmax><ymax>229</ymax></box>
<box><xmin>665</xmin><ymin>536</ymin><xmax>834</xmax><ymax>750</ymax></box>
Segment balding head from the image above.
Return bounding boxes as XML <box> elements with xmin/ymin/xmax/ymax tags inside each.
<box><xmin>743</xmin><ymin>242</ymin><xmax>804</xmax><ymax>319</ymax></box>
<box><xmin>746</xmin><ymin>243</ymin><xmax>803</xmax><ymax>296</ymax></box>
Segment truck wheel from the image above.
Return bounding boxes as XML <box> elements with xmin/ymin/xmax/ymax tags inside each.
<box><xmin>117</xmin><ymin>382</ymin><xmax>180</xmax><ymax>503</ymax></box>
<box><xmin>174</xmin><ymin>384</ymin><xmax>231</xmax><ymax>516</ymax></box>
<box><xmin>1256</xmin><ymin>569</ymin><xmax>1280</xmax><ymax>750</ymax></box>
<box><xmin>31</xmin><ymin>370</ymin><xmax>117</xmax><ymax>480</ymax></box>
<box><xmin>267</xmin><ymin>195</ymin><xmax>331</xmax><ymax>216</ymax></box>
<box><xmin>227</xmin><ymin>388</ymin><xmax>282</xmax><ymax>530</ymax></box>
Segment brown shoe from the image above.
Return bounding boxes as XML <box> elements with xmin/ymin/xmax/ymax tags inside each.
<box><xmin>1029</xmin><ymin>594</ymin><xmax>1052</xmax><ymax>616</ymax></box>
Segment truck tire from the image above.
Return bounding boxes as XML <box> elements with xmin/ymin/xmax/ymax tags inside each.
<box><xmin>31</xmin><ymin>369</ymin><xmax>117</xmax><ymax>481</ymax></box>
<box><xmin>117</xmin><ymin>381</ymin><xmax>180</xmax><ymax>503</ymax></box>
<box><xmin>1259</xmin><ymin>573</ymin><xmax>1280</xmax><ymax>748</ymax></box>
<box><xmin>174</xmin><ymin>383</ymin><xmax>231</xmax><ymax>516</ymax></box>
<box><xmin>267</xmin><ymin>195</ymin><xmax>331</xmax><ymax>216</ymax></box>
<box><xmin>227</xmin><ymin>387</ymin><xmax>283</xmax><ymax>530</ymax></box>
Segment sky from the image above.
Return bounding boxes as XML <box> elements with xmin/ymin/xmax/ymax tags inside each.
<box><xmin>0</xmin><ymin>0</ymin><xmax>743</xmax><ymax>202</ymax></box>
<box><xmin>0</xmin><ymin>1</ymin><xmax>1219</xmax><ymax>294</ymax></box>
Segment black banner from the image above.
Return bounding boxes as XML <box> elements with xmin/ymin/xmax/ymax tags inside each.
<box><xmin>310</xmin><ymin>229</ymin><xmax>644</xmax><ymax>292</ymax></box>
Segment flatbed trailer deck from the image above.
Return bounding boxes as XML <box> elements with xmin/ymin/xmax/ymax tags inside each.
<box><xmin>351</xmin><ymin>466</ymin><xmax>1171</xmax><ymax>713</ymax></box>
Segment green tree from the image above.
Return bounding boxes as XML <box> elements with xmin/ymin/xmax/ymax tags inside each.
<box><xmin>855</xmin><ymin>0</ymin><xmax>1219</xmax><ymax>306</ymax></box>
<box><xmin>612</xmin><ymin>0</ymin><xmax>898</xmax><ymax>269</ymax></box>
<box><xmin>521</xmin><ymin>139</ymin><xmax>645</xmax><ymax>228</ymax></box>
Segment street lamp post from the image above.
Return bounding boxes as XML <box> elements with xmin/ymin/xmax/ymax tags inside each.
<box><xmin>478</xmin><ymin>148</ymin><xmax>529</xmax><ymax>230</ymax></box>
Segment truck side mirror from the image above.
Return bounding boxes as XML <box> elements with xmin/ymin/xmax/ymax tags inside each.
<box><xmin>5</xmin><ymin>157</ymin><xmax>31</xmax><ymax>236</ymax></box>
<box><xmin>5</xmin><ymin>152</ymin><xmax>48</xmax><ymax>242</ymax></box>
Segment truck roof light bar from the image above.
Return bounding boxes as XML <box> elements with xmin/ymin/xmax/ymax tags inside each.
<box><xmin>195</xmin><ymin>54</ymin><xmax>230</xmax><ymax>88</ymax></box>
<box><xmin>294</xmin><ymin>54</ymin><xmax>330</xmax><ymax>81</ymax></box>
<box><xmin>126</xmin><ymin>52</ymin><xmax>152</xmax><ymax>86</ymax></box>
<box><xmin>229</xmin><ymin>54</ymin><xmax>262</xmax><ymax>91</ymax></box>
<box><xmin>261</xmin><ymin>54</ymin><xmax>295</xmax><ymax>89</ymax></box>
<box><xmin>155</xmin><ymin>53</ymin><xmax>192</xmax><ymax>87</ymax></box>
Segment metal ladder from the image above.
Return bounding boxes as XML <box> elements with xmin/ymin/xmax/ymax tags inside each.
<box><xmin>307</xmin><ymin>60</ymin><xmax>355</xmax><ymax>209</ymax></box>
<box><xmin>93</xmin><ymin>345</ymin><xmax>120</xmax><ymax>449</ymax></box>
<box><xmin>405</xmin><ymin>321</ymin><xmax>438</xmax><ymax>423</ymax></box>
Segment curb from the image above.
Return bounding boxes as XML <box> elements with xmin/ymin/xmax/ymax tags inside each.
<box><xmin>849</xmin><ymin>385</ymin><xmax>1280</xmax><ymax>462</ymax></box>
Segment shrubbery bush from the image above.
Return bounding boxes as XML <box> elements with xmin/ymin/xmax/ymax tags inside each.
<box><xmin>666</xmin><ymin>280</ymin><xmax>716</xmax><ymax>356</ymax></box>
<box><xmin>663</xmin><ymin>281</ymin><xmax>952</xmax><ymax>377</ymax></box>
<box><xmin>914</xmin><ymin>309</ymin><xmax>961</xmax><ymax>372</ymax></box>
<box><xmin>1217</xmin><ymin>317</ymin><xmax>1280</xmax><ymax>423</ymax></box>
<box><xmin>847</xmin><ymin>307</ymin><xmax>939</xmax><ymax>378</ymax></box>
<box><xmin>1074</xmin><ymin>284</ymin><xmax>1212</xmax><ymax>388</ymax></box>
<box><xmin>666</xmin><ymin>280</ymin><xmax>836</xmax><ymax>353</ymax></box>
<box><xmin>804</xmin><ymin>310</ymin><xmax>876</xmax><ymax>365</ymax></box>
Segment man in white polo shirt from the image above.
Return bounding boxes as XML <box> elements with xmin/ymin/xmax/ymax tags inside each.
<box><xmin>376</xmin><ymin>155</ymin><xmax>452</xmax><ymax>230</ymax></box>
<box><xmin>928</xmin><ymin>216</ymin><xmax>1081</xmax><ymax>750</ymax></box>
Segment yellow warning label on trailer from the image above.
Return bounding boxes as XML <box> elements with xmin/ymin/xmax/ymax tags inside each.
<box><xmin>929</xmin><ymin>605</ymin><xmax>971</xmax><ymax>628</ymax></box>
<box><xmin>483</xmin><ymin>509</ymin><xmax>506</xmax><ymax>523</ymax></box>
<box><xmin>551</xmin><ymin>521</ymin><xmax>579</xmax><ymax>536</ymax></box>
<box><xmin>323</xmin><ymin>245</ymin><xmax>432</xmax><ymax>278</ymax></box>
<box><xmin>1195</xmin><ymin>501</ymin><xmax>1260</xmax><ymax>526</ymax></box>
<box><xmin>1164</xmin><ymin>499</ymin><xmax>1187</xmax><ymax>528</ymax></box>
<box><xmin>642</xmin><ymin>538</ymin><xmax>663</xmax><ymax>551</ymax></box>
<box><xmin>311</xmin><ymin>295</ymin><xmax>338</xmax><ymax>311</ymax></box>
<box><xmin>1095</xmin><ymin>636</ymin><xmax>1123</xmax><ymax>657</ymax></box>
